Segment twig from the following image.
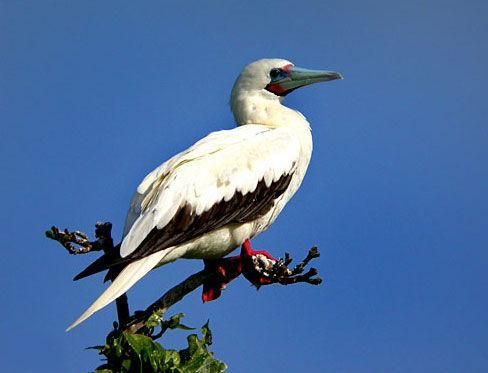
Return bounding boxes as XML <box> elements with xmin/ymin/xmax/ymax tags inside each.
<box><xmin>124</xmin><ymin>246</ymin><xmax>322</xmax><ymax>335</ymax></box>
<box><xmin>46</xmin><ymin>222</ymin><xmax>114</xmax><ymax>255</ymax></box>
<box><xmin>125</xmin><ymin>270</ymin><xmax>211</xmax><ymax>334</ymax></box>
<box><xmin>46</xmin><ymin>222</ymin><xmax>130</xmax><ymax>326</ymax></box>
<box><xmin>46</xmin><ymin>221</ymin><xmax>322</xmax><ymax>336</ymax></box>
<box><xmin>267</xmin><ymin>247</ymin><xmax>322</xmax><ymax>285</ymax></box>
<box><xmin>46</xmin><ymin>226</ymin><xmax>95</xmax><ymax>254</ymax></box>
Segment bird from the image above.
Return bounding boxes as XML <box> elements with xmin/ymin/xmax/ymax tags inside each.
<box><xmin>68</xmin><ymin>58</ymin><xmax>342</xmax><ymax>330</ymax></box>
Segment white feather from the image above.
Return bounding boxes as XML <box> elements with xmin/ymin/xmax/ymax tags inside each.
<box><xmin>67</xmin><ymin>250</ymin><xmax>168</xmax><ymax>331</ymax></box>
<box><xmin>119</xmin><ymin>125</ymin><xmax>301</xmax><ymax>258</ymax></box>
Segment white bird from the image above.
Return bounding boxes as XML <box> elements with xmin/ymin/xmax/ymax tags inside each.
<box><xmin>68</xmin><ymin>58</ymin><xmax>342</xmax><ymax>330</ymax></box>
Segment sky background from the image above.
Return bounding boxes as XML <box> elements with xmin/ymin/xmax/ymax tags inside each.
<box><xmin>1</xmin><ymin>1</ymin><xmax>487</xmax><ymax>372</ymax></box>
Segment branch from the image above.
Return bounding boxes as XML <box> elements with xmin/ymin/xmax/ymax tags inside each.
<box><xmin>124</xmin><ymin>247</ymin><xmax>322</xmax><ymax>335</ymax></box>
<box><xmin>46</xmin><ymin>222</ymin><xmax>114</xmax><ymax>255</ymax></box>
<box><xmin>263</xmin><ymin>247</ymin><xmax>322</xmax><ymax>286</ymax></box>
<box><xmin>124</xmin><ymin>270</ymin><xmax>211</xmax><ymax>334</ymax></box>
<box><xmin>46</xmin><ymin>222</ymin><xmax>130</xmax><ymax>326</ymax></box>
<box><xmin>46</xmin><ymin>222</ymin><xmax>322</xmax><ymax>336</ymax></box>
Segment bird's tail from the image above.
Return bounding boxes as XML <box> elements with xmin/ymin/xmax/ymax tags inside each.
<box><xmin>66</xmin><ymin>250</ymin><xmax>168</xmax><ymax>331</ymax></box>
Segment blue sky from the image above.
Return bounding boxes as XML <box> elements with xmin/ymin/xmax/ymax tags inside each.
<box><xmin>1</xmin><ymin>1</ymin><xmax>487</xmax><ymax>372</ymax></box>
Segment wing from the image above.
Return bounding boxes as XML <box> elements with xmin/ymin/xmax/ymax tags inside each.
<box><xmin>74</xmin><ymin>124</ymin><xmax>301</xmax><ymax>280</ymax></box>
<box><xmin>121</xmin><ymin>124</ymin><xmax>301</xmax><ymax>259</ymax></box>
<box><xmin>122</xmin><ymin>125</ymin><xmax>273</xmax><ymax>239</ymax></box>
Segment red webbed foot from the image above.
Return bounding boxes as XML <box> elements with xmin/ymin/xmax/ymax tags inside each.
<box><xmin>240</xmin><ymin>239</ymin><xmax>277</xmax><ymax>287</ymax></box>
<box><xmin>202</xmin><ymin>255</ymin><xmax>242</xmax><ymax>302</ymax></box>
<box><xmin>202</xmin><ymin>240</ymin><xmax>322</xmax><ymax>302</ymax></box>
<box><xmin>201</xmin><ymin>239</ymin><xmax>278</xmax><ymax>302</ymax></box>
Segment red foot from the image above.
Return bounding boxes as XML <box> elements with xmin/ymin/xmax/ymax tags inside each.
<box><xmin>202</xmin><ymin>254</ymin><xmax>242</xmax><ymax>302</ymax></box>
<box><xmin>202</xmin><ymin>239</ymin><xmax>277</xmax><ymax>302</ymax></box>
<box><xmin>240</xmin><ymin>239</ymin><xmax>276</xmax><ymax>286</ymax></box>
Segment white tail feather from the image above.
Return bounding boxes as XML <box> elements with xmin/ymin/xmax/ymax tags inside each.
<box><xmin>66</xmin><ymin>250</ymin><xmax>168</xmax><ymax>331</ymax></box>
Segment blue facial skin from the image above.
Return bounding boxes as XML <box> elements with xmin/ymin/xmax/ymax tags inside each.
<box><xmin>269</xmin><ymin>68</ymin><xmax>288</xmax><ymax>81</ymax></box>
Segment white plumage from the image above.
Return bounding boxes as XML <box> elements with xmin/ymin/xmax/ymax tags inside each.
<box><xmin>68</xmin><ymin>58</ymin><xmax>341</xmax><ymax>330</ymax></box>
<box><xmin>120</xmin><ymin>125</ymin><xmax>302</xmax><ymax>258</ymax></box>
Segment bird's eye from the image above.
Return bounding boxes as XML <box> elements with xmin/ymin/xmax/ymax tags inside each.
<box><xmin>269</xmin><ymin>68</ymin><xmax>282</xmax><ymax>80</ymax></box>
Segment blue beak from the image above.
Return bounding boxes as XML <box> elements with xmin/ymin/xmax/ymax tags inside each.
<box><xmin>266</xmin><ymin>65</ymin><xmax>342</xmax><ymax>96</ymax></box>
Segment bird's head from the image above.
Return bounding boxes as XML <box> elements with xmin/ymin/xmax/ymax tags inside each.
<box><xmin>230</xmin><ymin>58</ymin><xmax>342</xmax><ymax>125</ymax></box>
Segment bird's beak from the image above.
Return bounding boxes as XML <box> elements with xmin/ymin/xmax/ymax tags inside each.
<box><xmin>267</xmin><ymin>65</ymin><xmax>343</xmax><ymax>96</ymax></box>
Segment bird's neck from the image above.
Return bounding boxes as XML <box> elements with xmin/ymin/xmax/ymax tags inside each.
<box><xmin>231</xmin><ymin>92</ymin><xmax>310</xmax><ymax>130</ymax></box>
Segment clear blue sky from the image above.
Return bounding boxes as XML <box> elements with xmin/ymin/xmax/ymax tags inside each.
<box><xmin>1</xmin><ymin>1</ymin><xmax>487</xmax><ymax>372</ymax></box>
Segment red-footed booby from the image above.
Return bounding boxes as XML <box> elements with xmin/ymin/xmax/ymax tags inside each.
<box><xmin>68</xmin><ymin>58</ymin><xmax>342</xmax><ymax>330</ymax></box>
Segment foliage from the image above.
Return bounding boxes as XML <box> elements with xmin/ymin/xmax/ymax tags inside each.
<box><xmin>90</xmin><ymin>313</ymin><xmax>227</xmax><ymax>373</ymax></box>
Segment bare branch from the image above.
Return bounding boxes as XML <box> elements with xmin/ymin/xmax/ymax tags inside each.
<box><xmin>46</xmin><ymin>222</ymin><xmax>129</xmax><ymax>326</ymax></box>
<box><xmin>45</xmin><ymin>221</ymin><xmax>322</xmax><ymax>336</ymax></box>
<box><xmin>124</xmin><ymin>246</ymin><xmax>322</xmax><ymax>335</ymax></box>
<box><xmin>45</xmin><ymin>222</ymin><xmax>114</xmax><ymax>255</ymax></box>
<box><xmin>124</xmin><ymin>270</ymin><xmax>211</xmax><ymax>334</ymax></box>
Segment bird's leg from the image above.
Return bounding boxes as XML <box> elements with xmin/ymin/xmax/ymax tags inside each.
<box><xmin>202</xmin><ymin>255</ymin><xmax>243</xmax><ymax>302</ymax></box>
<box><xmin>201</xmin><ymin>239</ymin><xmax>277</xmax><ymax>302</ymax></box>
<box><xmin>202</xmin><ymin>239</ymin><xmax>322</xmax><ymax>301</ymax></box>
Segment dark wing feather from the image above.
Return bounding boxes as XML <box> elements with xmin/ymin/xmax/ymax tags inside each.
<box><xmin>74</xmin><ymin>172</ymin><xmax>293</xmax><ymax>280</ymax></box>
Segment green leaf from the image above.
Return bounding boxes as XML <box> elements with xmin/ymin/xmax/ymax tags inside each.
<box><xmin>145</xmin><ymin>311</ymin><xmax>163</xmax><ymax>328</ymax></box>
<box><xmin>121</xmin><ymin>359</ymin><xmax>132</xmax><ymax>371</ymax></box>
<box><xmin>124</xmin><ymin>332</ymin><xmax>156</xmax><ymax>357</ymax></box>
<box><xmin>175</xmin><ymin>323</ymin><xmax>195</xmax><ymax>331</ymax></box>
<box><xmin>111</xmin><ymin>335</ymin><xmax>124</xmax><ymax>358</ymax></box>
<box><xmin>175</xmin><ymin>321</ymin><xmax>227</xmax><ymax>372</ymax></box>
<box><xmin>201</xmin><ymin>320</ymin><xmax>213</xmax><ymax>346</ymax></box>
<box><xmin>164</xmin><ymin>349</ymin><xmax>181</xmax><ymax>367</ymax></box>
<box><xmin>90</xmin><ymin>315</ymin><xmax>226</xmax><ymax>372</ymax></box>
<box><xmin>185</xmin><ymin>334</ymin><xmax>202</xmax><ymax>356</ymax></box>
<box><xmin>86</xmin><ymin>345</ymin><xmax>105</xmax><ymax>351</ymax></box>
<box><xmin>167</xmin><ymin>313</ymin><xmax>188</xmax><ymax>329</ymax></box>
<box><xmin>180</xmin><ymin>351</ymin><xmax>227</xmax><ymax>373</ymax></box>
